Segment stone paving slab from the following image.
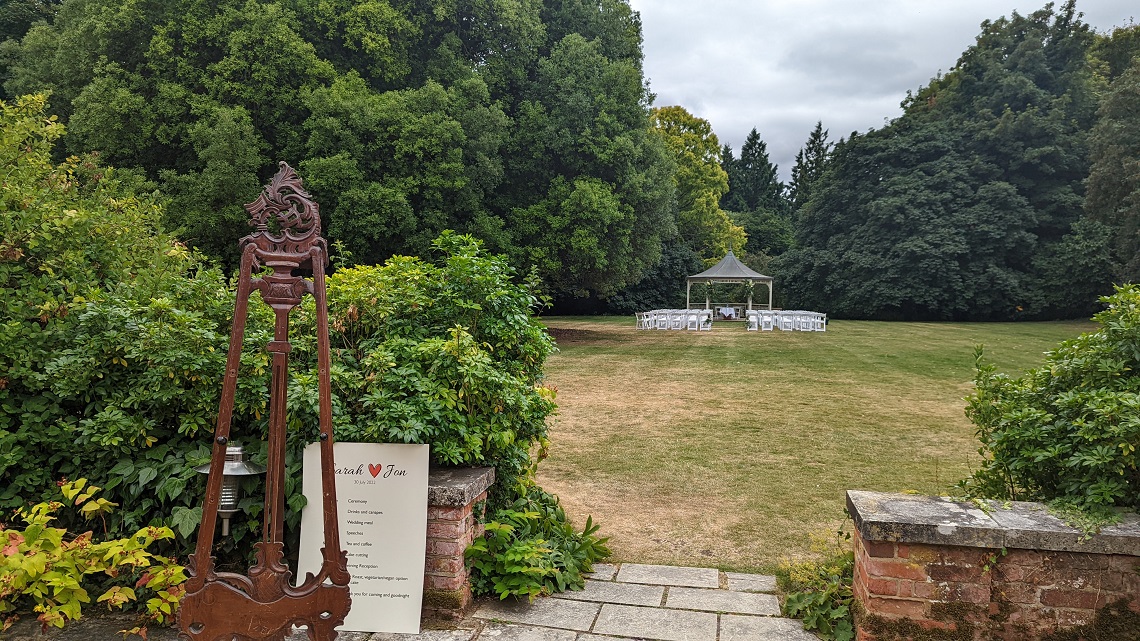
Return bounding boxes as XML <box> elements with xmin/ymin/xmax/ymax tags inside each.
<box><xmin>719</xmin><ymin>614</ymin><xmax>817</xmax><ymax>641</ymax></box>
<box><xmin>591</xmin><ymin>604</ymin><xmax>717</xmax><ymax>641</ymax></box>
<box><xmin>371</xmin><ymin>629</ymin><xmax>479</xmax><ymax>640</ymax></box>
<box><xmin>615</xmin><ymin>564</ymin><xmax>719</xmax><ymax>588</ymax></box>
<box><xmin>553</xmin><ymin>580</ymin><xmax>665</xmax><ymax>607</ymax></box>
<box><xmin>475</xmin><ymin>597</ymin><xmax>600</xmax><ymax>632</ymax></box>
<box><xmin>724</xmin><ymin>572</ymin><xmax>777</xmax><ymax>593</ymax></box>
<box><xmin>285</xmin><ymin>631</ymin><xmax>372</xmax><ymax>641</ymax></box>
<box><xmin>475</xmin><ymin>623</ymin><xmax>578</xmax><ymax>641</ymax></box>
<box><xmin>665</xmin><ymin>586</ymin><xmax>780</xmax><ymax>616</ymax></box>
<box><xmin>584</xmin><ymin>563</ymin><xmax>618</xmax><ymax>582</ymax></box>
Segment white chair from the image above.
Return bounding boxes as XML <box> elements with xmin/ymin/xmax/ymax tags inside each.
<box><xmin>636</xmin><ymin>312</ymin><xmax>653</xmax><ymax>330</ymax></box>
<box><xmin>815</xmin><ymin>313</ymin><xmax>827</xmax><ymax>332</ymax></box>
<box><xmin>670</xmin><ymin>310</ymin><xmax>685</xmax><ymax>330</ymax></box>
<box><xmin>760</xmin><ymin>311</ymin><xmax>775</xmax><ymax>331</ymax></box>
<box><xmin>654</xmin><ymin>310</ymin><xmax>670</xmax><ymax>330</ymax></box>
<box><xmin>746</xmin><ymin>310</ymin><xmax>759</xmax><ymax>331</ymax></box>
<box><xmin>685</xmin><ymin>310</ymin><xmax>701</xmax><ymax>331</ymax></box>
<box><xmin>699</xmin><ymin>310</ymin><xmax>713</xmax><ymax>331</ymax></box>
<box><xmin>779</xmin><ymin>312</ymin><xmax>795</xmax><ymax>331</ymax></box>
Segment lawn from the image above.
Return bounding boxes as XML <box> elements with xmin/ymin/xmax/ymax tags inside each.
<box><xmin>534</xmin><ymin>316</ymin><xmax>1096</xmax><ymax>572</ymax></box>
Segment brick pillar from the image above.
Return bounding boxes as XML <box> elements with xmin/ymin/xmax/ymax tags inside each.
<box><xmin>421</xmin><ymin>467</ymin><xmax>494</xmax><ymax>621</ymax></box>
<box><xmin>848</xmin><ymin>490</ymin><xmax>1140</xmax><ymax>641</ymax></box>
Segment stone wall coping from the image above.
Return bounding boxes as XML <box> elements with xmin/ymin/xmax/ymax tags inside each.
<box><xmin>428</xmin><ymin>466</ymin><xmax>495</xmax><ymax>507</ymax></box>
<box><xmin>846</xmin><ymin>490</ymin><xmax>1140</xmax><ymax>556</ymax></box>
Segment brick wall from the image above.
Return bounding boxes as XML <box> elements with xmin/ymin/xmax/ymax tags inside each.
<box><xmin>422</xmin><ymin>492</ymin><xmax>487</xmax><ymax>619</ymax></box>
<box><xmin>421</xmin><ymin>467</ymin><xmax>494</xmax><ymax>621</ymax></box>
<box><xmin>847</xmin><ymin>491</ymin><xmax>1140</xmax><ymax>641</ymax></box>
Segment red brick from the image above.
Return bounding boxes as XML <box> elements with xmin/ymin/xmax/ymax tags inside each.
<box><xmin>896</xmin><ymin>544</ymin><xmax>911</xmax><ymax>559</ymax></box>
<box><xmin>865</xmin><ymin>557</ymin><xmax>928</xmax><ymax>582</ymax></box>
<box><xmin>1051</xmin><ymin>552</ymin><xmax>1109</xmax><ymax>571</ymax></box>
<box><xmin>927</xmin><ymin>563</ymin><xmax>986</xmax><ymax>583</ymax></box>
<box><xmin>863</xmin><ymin>597</ymin><xmax>926</xmax><ymax>618</ymax></box>
<box><xmin>941</xmin><ymin>582</ymin><xmax>991</xmax><ymax>605</ymax></box>
<box><xmin>427</xmin><ymin>540</ymin><xmax>464</xmax><ymax>557</ymax></box>
<box><xmin>993</xmin><ymin>563</ymin><xmax>1027</xmax><ymax>582</ymax></box>
<box><xmin>1055</xmin><ymin>607</ymin><xmax>1096</xmax><ymax>627</ymax></box>
<box><xmin>996</xmin><ymin>582</ymin><xmax>1038</xmax><ymax>604</ymax></box>
<box><xmin>424</xmin><ymin>556</ymin><xmax>464</xmax><ymax>575</ymax></box>
<box><xmin>853</xmin><ymin>577</ymin><xmax>870</xmax><ymax>604</ymax></box>
<box><xmin>1003</xmin><ymin>549</ymin><xmax>1043</xmax><ymax>567</ymax></box>
<box><xmin>897</xmin><ymin>580</ymin><xmax>913</xmax><ymax>597</ymax></box>
<box><xmin>905</xmin><ymin>545</ymin><xmax>940</xmax><ymax>564</ymax></box>
<box><xmin>911</xmin><ymin>581</ymin><xmax>937</xmax><ymax>599</ymax></box>
<box><xmin>427</xmin><ymin>505</ymin><xmax>470</xmax><ymax>521</ymax></box>
<box><xmin>427</xmin><ymin>519</ymin><xmax>467</xmax><ymax>539</ymax></box>
<box><xmin>937</xmin><ymin>547</ymin><xmax>990</xmax><ymax>566</ymax></box>
<box><xmin>425</xmin><ymin>573</ymin><xmax>465</xmax><ymax>591</ymax></box>
<box><xmin>914</xmin><ymin>618</ymin><xmax>959</xmax><ymax>632</ymax></box>
<box><xmin>1109</xmin><ymin>555</ymin><xmax>1140</xmax><ymax>573</ymax></box>
<box><xmin>1040</xmin><ymin>589</ymin><xmax>1109</xmax><ymax>610</ymax></box>
<box><xmin>866</xmin><ymin>577</ymin><xmax>899</xmax><ymax>596</ymax></box>
<box><xmin>865</xmin><ymin>540</ymin><xmax>896</xmax><ymax>558</ymax></box>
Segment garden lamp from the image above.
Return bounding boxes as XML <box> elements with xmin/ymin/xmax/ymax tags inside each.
<box><xmin>194</xmin><ymin>444</ymin><xmax>265</xmax><ymax>536</ymax></box>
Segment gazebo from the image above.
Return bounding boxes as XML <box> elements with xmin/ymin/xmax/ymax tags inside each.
<box><xmin>686</xmin><ymin>250</ymin><xmax>773</xmax><ymax>314</ymax></box>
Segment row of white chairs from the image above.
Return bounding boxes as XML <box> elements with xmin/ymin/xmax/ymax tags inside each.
<box><xmin>746</xmin><ymin>310</ymin><xmax>826</xmax><ymax>332</ymax></box>
<box><xmin>635</xmin><ymin>309</ymin><xmax>713</xmax><ymax>331</ymax></box>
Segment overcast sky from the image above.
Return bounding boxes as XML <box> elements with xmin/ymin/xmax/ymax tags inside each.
<box><xmin>628</xmin><ymin>0</ymin><xmax>1136</xmax><ymax>181</ymax></box>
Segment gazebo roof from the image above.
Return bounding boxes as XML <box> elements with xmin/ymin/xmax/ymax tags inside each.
<box><xmin>687</xmin><ymin>250</ymin><xmax>772</xmax><ymax>282</ymax></box>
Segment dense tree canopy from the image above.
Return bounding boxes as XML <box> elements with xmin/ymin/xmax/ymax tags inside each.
<box><xmin>3</xmin><ymin>0</ymin><xmax>1136</xmax><ymax>318</ymax></box>
<box><xmin>787</xmin><ymin>122</ymin><xmax>831</xmax><ymax>214</ymax></box>
<box><xmin>2</xmin><ymin>0</ymin><xmax>671</xmax><ymax>300</ymax></box>
<box><xmin>777</xmin><ymin>1</ymin><xmax>1115</xmax><ymax>320</ymax></box>
<box><xmin>719</xmin><ymin>129</ymin><xmax>790</xmax><ymax>258</ymax></box>
<box><xmin>650</xmin><ymin>105</ymin><xmax>743</xmax><ymax>260</ymax></box>
<box><xmin>1085</xmin><ymin>31</ymin><xmax>1140</xmax><ymax>282</ymax></box>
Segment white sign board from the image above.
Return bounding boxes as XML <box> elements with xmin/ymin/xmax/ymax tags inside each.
<box><xmin>298</xmin><ymin>442</ymin><xmax>429</xmax><ymax>634</ymax></box>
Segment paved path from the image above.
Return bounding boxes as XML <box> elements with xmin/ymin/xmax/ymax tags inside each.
<box><xmin>464</xmin><ymin>563</ymin><xmax>814</xmax><ymax>641</ymax></box>
<box><xmin>4</xmin><ymin>564</ymin><xmax>815</xmax><ymax>640</ymax></box>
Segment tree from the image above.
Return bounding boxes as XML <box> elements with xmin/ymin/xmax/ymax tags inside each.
<box><xmin>651</xmin><ymin>105</ymin><xmax>744</xmax><ymax>260</ymax></box>
<box><xmin>735</xmin><ymin>128</ymin><xmax>783</xmax><ymax>215</ymax></box>
<box><xmin>779</xmin><ymin>1</ymin><xmax>1109</xmax><ymax>320</ymax></box>
<box><xmin>1086</xmin><ymin>55</ymin><xmax>1140</xmax><ymax>281</ymax></box>
<box><xmin>720</xmin><ymin>128</ymin><xmax>787</xmax><ymax>257</ymax></box>
<box><xmin>2</xmin><ymin>0</ymin><xmax>673</xmax><ymax>303</ymax></box>
<box><xmin>787</xmin><ymin>121</ymin><xmax>832</xmax><ymax>212</ymax></box>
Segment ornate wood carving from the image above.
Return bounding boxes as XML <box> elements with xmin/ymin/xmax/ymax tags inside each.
<box><xmin>179</xmin><ymin>162</ymin><xmax>351</xmax><ymax>641</ymax></box>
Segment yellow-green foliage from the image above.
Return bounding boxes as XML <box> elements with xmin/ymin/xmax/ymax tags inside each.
<box><xmin>777</xmin><ymin>530</ymin><xmax>855</xmax><ymax>641</ymax></box>
<box><xmin>0</xmin><ymin>479</ymin><xmax>185</xmax><ymax>634</ymax></box>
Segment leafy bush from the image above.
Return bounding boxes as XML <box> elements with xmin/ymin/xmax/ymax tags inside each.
<box><xmin>465</xmin><ymin>466</ymin><xmax>609</xmax><ymax>600</ymax></box>
<box><xmin>777</xmin><ymin>529</ymin><xmax>854</xmax><ymax>641</ymax></box>
<box><xmin>961</xmin><ymin>285</ymin><xmax>1140</xmax><ymax>518</ymax></box>
<box><xmin>1</xmin><ymin>94</ymin><xmax>596</xmax><ymax>606</ymax></box>
<box><xmin>0</xmin><ymin>479</ymin><xmax>185</xmax><ymax>634</ymax></box>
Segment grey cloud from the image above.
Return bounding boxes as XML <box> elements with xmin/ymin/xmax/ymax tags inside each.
<box><xmin>631</xmin><ymin>0</ymin><xmax>1137</xmax><ymax>179</ymax></box>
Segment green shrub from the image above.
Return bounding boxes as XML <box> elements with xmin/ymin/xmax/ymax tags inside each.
<box><xmin>776</xmin><ymin>529</ymin><xmax>854</xmax><ymax>641</ymax></box>
<box><xmin>2</xmin><ymin>94</ymin><xmax>593</xmax><ymax>605</ymax></box>
<box><xmin>961</xmin><ymin>285</ymin><xmax>1140</xmax><ymax>519</ymax></box>
<box><xmin>0</xmin><ymin>479</ymin><xmax>185</xmax><ymax>634</ymax></box>
<box><xmin>465</xmin><ymin>479</ymin><xmax>610</xmax><ymax>601</ymax></box>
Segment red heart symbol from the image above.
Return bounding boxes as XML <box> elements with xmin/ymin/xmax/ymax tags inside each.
<box><xmin>368</xmin><ymin>463</ymin><xmax>382</xmax><ymax>478</ymax></box>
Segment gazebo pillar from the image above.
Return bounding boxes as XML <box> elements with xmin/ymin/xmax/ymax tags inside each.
<box><xmin>686</xmin><ymin>280</ymin><xmax>691</xmax><ymax>309</ymax></box>
<box><xmin>768</xmin><ymin>282</ymin><xmax>773</xmax><ymax>310</ymax></box>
